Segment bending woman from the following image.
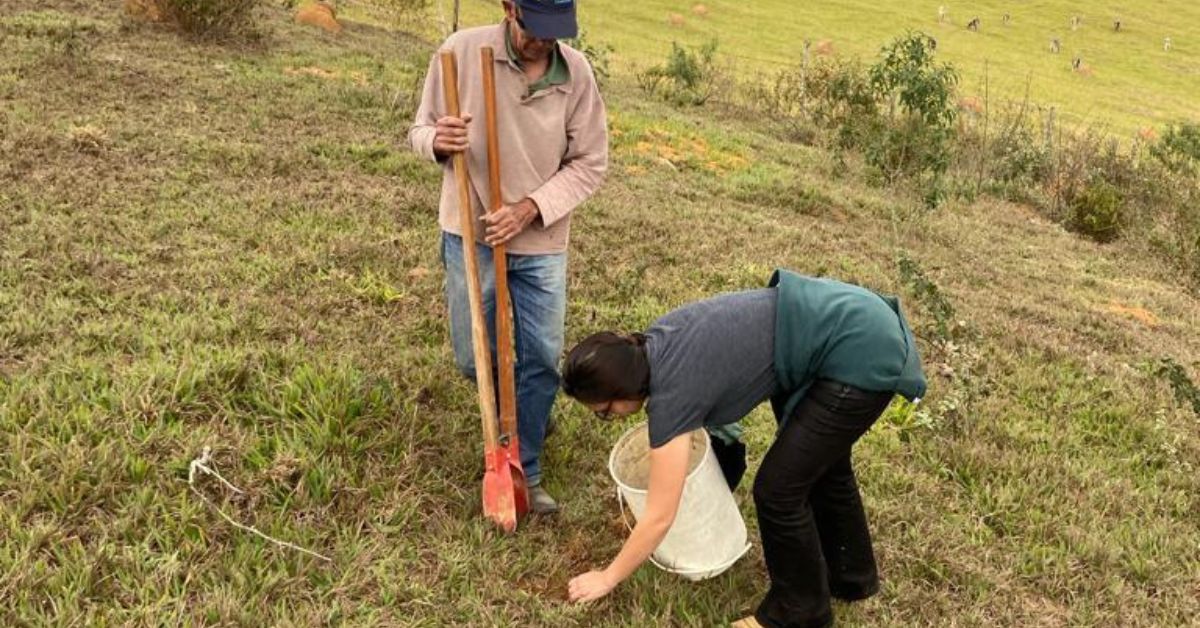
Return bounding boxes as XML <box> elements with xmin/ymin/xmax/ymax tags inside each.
<box><xmin>562</xmin><ymin>269</ymin><xmax>926</xmax><ymax>628</ymax></box>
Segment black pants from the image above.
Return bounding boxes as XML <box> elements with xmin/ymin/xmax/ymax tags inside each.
<box><xmin>753</xmin><ymin>379</ymin><xmax>895</xmax><ymax>628</ymax></box>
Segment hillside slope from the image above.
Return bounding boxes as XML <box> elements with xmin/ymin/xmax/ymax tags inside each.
<box><xmin>452</xmin><ymin>0</ymin><xmax>1200</xmax><ymax>134</ymax></box>
<box><xmin>2</xmin><ymin>3</ymin><xmax>1198</xmax><ymax>626</ymax></box>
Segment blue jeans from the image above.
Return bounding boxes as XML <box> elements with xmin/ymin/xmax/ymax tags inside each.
<box><xmin>441</xmin><ymin>232</ymin><xmax>567</xmax><ymax>486</ymax></box>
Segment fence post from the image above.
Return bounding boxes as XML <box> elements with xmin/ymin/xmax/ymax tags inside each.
<box><xmin>1044</xmin><ymin>106</ymin><xmax>1055</xmax><ymax>153</ymax></box>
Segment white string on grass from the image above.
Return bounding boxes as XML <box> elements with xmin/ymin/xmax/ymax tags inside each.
<box><xmin>187</xmin><ymin>447</ymin><xmax>332</xmax><ymax>563</ymax></box>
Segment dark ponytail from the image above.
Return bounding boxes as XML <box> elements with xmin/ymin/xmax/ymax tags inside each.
<box><xmin>561</xmin><ymin>332</ymin><xmax>650</xmax><ymax>403</ymax></box>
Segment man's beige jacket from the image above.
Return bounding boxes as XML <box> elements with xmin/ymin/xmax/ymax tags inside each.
<box><xmin>409</xmin><ymin>23</ymin><xmax>608</xmax><ymax>255</ymax></box>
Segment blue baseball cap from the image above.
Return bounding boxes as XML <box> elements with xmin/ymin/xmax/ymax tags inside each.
<box><xmin>514</xmin><ymin>0</ymin><xmax>577</xmax><ymax>40</ymax></box>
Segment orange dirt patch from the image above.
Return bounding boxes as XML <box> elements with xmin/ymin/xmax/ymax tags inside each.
<box><xmin>123</xmin><ymin>0</ymin><xmax>165</xmax><ymax>22</ymax></box>
<box><xmin>1106</xmin><ymin>302</ymin><xmax>1159</xmax><ymax>326</ymax></box>
<box><xmin>284</xmin><ymin>66</ymin><xmax>339</xmax><ymax>80</ymax></box>
<box><xmin>628</xmin><ymin>127</ymin><xmax>747</xmax><ymax>173</ymax></box>
<box><xmin>958</xmin><ymin>96</ymin><xmax>984</xmax><ymax>115</ymax></box>
<box><xmin>282</xmin><ymin>66</ymin><xmax>364</xmax><ymax>85</ymax></box>
<box><xmin>296</xmin><ymin>2</ymin><xmax>342</xmax><ymax>34</ymax></box>
<box><xmin>813</xmin><ymin>39</ymin><xmax>835</xmax><ymax>55</ymax></box>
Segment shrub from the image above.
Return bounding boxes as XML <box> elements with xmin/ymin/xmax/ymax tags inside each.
<box><xmin>750</xmin><ymin>34</ymin><xmax>957</xmax><ymax>204</ymax></box>
<box><xmin>742</xmin><ymin>57</ymin><xmax>878</xmax><ymax>149</ymax></box>
<box><xmin>740</xmin><ymin>34</ymin><xmax>956</xmax><ymax>206</ymax></box>
<box><xmin>803</xmin><ymin>58</ymin><xmax>879</xmax><ymax>149</ymax></box>
<box><xmin>152</xmin><ymin>0</ymin><xmax>263</xmax><ymax>41</ymax></box>
<box><xmin>986</xmin><ymin>109</ymin><xmax>1051</xmax><ymax>193</ymax></box>
<box><xmin>743</xmin><ymin>64</ymin><xmax>820</xmax><ymax>143</ymax></box>
<box><xmin>1153</xmin><ymin>357</ymin><xmax>1200</xmax><ymax>417</ymax></box>
<box><xmin>1069</xmin><ymin>180</ymin><xmax>1123</xmax><ymax>242</ymax></box>
<box><xmin>948</xmin><ymin>97</ymin><xmax>1055</xmax><ymax>205</ymax></box>
<box><xmin>1047</xmin><ymin>128</ymin><xmax>1170</xmax><ymax>240</ymax></box>
<box><xmin>638</xmin><ymin>40</ymin><xmax>721</xmax><ymax>107</ymax></box>
<box><xmin>1151</xmin><ymin>121</ymin><xmax>1200</xmax><ymax>175</ymax></box>
<box><xmin>1044</xmin><ymin>129</ymin><xmax>1105</xmax><ymax>222</ymax></box>
<box><xmin>1148</xmin><ymin>170</ymin><xmax>1200</xmax><ymax>283</ymax></box>
<box><xmin>1027</xmin><ymin>123</ymin><xmax>1200</xmax><ymax>278</ymax></box>
<box><xmin>750</xmin><ymin>65</ymin><xmax>807</xmax><ymax>119</ymax></box>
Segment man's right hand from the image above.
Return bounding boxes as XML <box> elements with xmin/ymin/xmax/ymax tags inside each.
<box><xmin>433</xmin><ymin>113</ymin><xmax>472</xmax><ymax>157</ymax></box>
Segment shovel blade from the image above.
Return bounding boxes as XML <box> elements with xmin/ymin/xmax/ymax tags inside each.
<box><xmin>481</xmin><ymin>449</ymin><xmax>521</xmax><ymax>533</ymax></box>
<box><xmin>481</xmin><ymin>470</ymin><xmax>518</xmax><ymax>532</ymax></box>
<box><xmin>508</xmin><ymin>449</ymin><xmax>529</xmax><ymax>518</ymax></box>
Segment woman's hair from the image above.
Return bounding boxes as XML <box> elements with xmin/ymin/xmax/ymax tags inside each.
<box><xmin>561</xmin><ymin>332</ymin><xmax>650</xmax><ymax>404</ymax></box>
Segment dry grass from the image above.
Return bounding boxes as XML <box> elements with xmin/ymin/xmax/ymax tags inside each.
<box><xmin>2</xmin><ymin>1</ymin><xmax>1198</xmax><ymax>626</ymax></box>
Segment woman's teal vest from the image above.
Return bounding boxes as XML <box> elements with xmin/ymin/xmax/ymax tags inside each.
<box><xmin>769</xmin><ymin>269</ymin><xmax>927</xmax><ymax>424</ymax></box>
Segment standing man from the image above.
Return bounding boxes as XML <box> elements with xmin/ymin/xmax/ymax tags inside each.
<box><xmin>409</xmin><ymin>1</ymin><xmax>608</xmax><ymax>513</ymax></box>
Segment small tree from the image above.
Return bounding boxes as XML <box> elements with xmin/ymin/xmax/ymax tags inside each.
<box><xmin>870</xmin><ymin>33</ymin><xmax>958</xmax><ymax>130</ymax></box>
<box><xmin>866</xmin><ymin>32</ymin><xmax>958</xmax><ymax>204</ymax></box>
<box><xmin>637</xmin><ymin>40</ymin><xmax>721</xmax><ymax>107</ymax></box>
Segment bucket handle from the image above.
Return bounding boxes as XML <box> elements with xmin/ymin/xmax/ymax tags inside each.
<box><xmin>616</xmin><ymin>488</ymin><xmax>752</xmax><ymax>578</ymax></box>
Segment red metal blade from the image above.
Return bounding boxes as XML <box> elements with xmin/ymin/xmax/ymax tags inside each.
<box><xmin>481</xmin><ymin>447</ymin><xmax>519</xmax><ymax>533</ymax></box>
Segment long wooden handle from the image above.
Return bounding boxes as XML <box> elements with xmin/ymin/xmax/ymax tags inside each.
<box><xmin>440</xmin><ymin>51</ymin><xmax>501</xmax><ymax>451</ymax></box>
<box><xmin>481</xmin><ymin>47</ymin><xmax>519</xmax><ymax>441</ymax></box>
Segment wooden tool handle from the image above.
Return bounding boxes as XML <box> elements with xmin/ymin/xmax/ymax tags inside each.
<box><xmin>440</xmin><ymin>51</ymin><xmax>501</xmax><ymax>451</ymax></box>
<box><xmin>481</xmin><ymin>47</ymin><xmax>519</xmax><ymax>441</ymax></box>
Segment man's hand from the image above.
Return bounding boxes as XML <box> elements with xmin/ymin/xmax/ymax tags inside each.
<box><xmin>482</xmin><ymin>198</ymin><xmax>540</xmax><ymax>246</ymax></box>
<box><xmin>432</xmin><ymin>113</ymin><xmax>472</xmax><ymax>157</ymax></box>
<box><xmin>568</xmin><ymin>570</ymin><xmax>617</xmax><ymax>603</ymax></box>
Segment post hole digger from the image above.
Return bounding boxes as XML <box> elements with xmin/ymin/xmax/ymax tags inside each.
<box><xmin>439</xmin><ymin>48</ymin><xmax>530</xmax><ymax>532</ymax></box>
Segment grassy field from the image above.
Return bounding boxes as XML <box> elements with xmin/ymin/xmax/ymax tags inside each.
<box><xmin>450</xmin><ymin>0</ymin><xmax>1200</xmax><ymax>135</ymax></box>
<box><xmin>3</xmin><ymin>1</ymin><xmax>1200</xmax><ymax>626</ymax></box>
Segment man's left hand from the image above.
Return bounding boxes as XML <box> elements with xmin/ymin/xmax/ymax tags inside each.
<box><xmin>482</xmin><ymin>198</ymin><xmax>539</xmax><ymax>246</ymax></box>
<box><xmin>568</xmin><ymin>570</ymin><xmax>616</xmax><ymax>603</ymax></box>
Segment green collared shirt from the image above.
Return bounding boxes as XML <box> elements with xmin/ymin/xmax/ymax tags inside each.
<box><xmin>504</xmin><ymin>24</ymin><xmax>570</xmax><ymax>94</ymax></box>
